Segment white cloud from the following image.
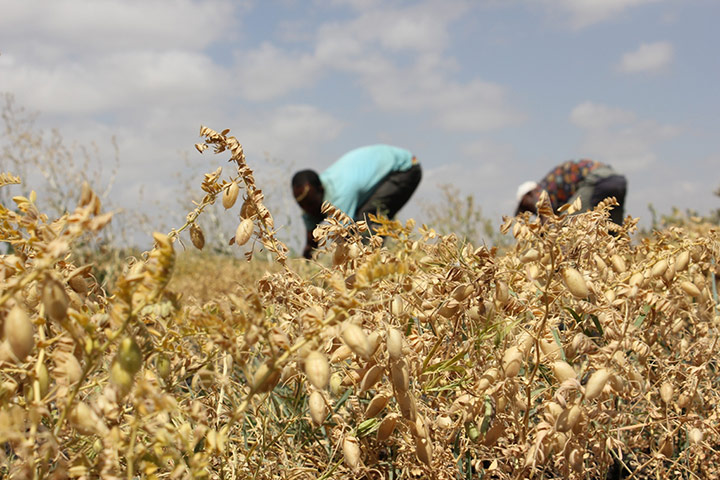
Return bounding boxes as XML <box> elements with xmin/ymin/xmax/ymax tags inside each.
<box><xmin>544</xmin><ymin>0</ymin><xmax>663</xmax><ymax>29</ymax></box>
<box><xmin>570</xmin><ymin>101</ymin><xmax>679</xmax><ymax>172</ymax></box>
<box><xmin>1</xmin><ymin>51</ymin><xmax>228</xmax><ymax>116</ymax></box>
<box><xmin>0</xmin><ymin>0</ymin><xmax>241</xmax><ymax>57</ymax></box>
<box><xmin>570</xmin><ymin>101</ymin><xmax>636</xmax><ymax>129</ymax></box>
<box><xmin>618</xmin><ymin>41</ymin><xmax>674</xmax><ymax>73</ymax></box>
<box><xmin>234</xmin><ymin>43</ymin><xmax>321</xmax><ymax>101</ymax></box>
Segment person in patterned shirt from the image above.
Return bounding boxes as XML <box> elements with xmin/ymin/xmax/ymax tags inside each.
<box><xmin>515</xmin><ymin>159</ymin><xmax>627</xmax><ymax>224</ymax></box>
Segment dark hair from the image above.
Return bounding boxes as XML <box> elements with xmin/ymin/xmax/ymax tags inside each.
<box><xmin>291</xmin><ymin>170</ymin><xmax>322</xmax><ymax>190</ymax></box>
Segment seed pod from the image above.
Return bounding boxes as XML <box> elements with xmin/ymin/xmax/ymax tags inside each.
<box><xmin>585</xmin><ymin>368</ymin><xmax>610</xmax><ymax>400</ymax></box>
<box><xmin>495</xmin><ymin>281</ymin><xmax>509</xmax><ymax>304</ymax></box>
<box><xmin>342</xmin><ymin>435</ymin><xmax>362</xmax><ymax>473</ymax></box>
<box><xmin>502</xmin><ymin>347</ymin><xmax>523</xmax><ymax>377</ymax></box>
<box><xmin>330</xmin><ymin>345</ymin><xmax>353</xmax><ymax>363</ymax></box>
<box><xmin>155</xmin><ymin>354</ymin><xmax>171</xmax><ymax>380</ymax></box>
<box><xmin>329</xmin><ymin>372</ymin><xmax>344</xmax><ymax>396</ymax></box>
<box><xmin>341</xmin><ymin>323</ymin><xmax>371</xmax><ymax>359</ymax></box>
<box><xmin>594</xmin><ymin>254</ymin><xmax>608</xmax><ymax>272</ymax></box>
<box><xmin>660</xmin><ymin>382</ymin><xmax>674</xmax><ymax>404</ymax></box>
<box><xmin>189</xmin><ymin>224</ymin><xmax>205</xmax><ymax>250</ymax></box>
<box><xmin>367</xmin><ymin>331</ymin><xmax>382</xmax><ymax>356</ymax></box>
<box><xmin>377</xmin><ymin>414</ymin><xmax>398</xmax><ymax>442</ymax></box>
<box><xmin>451</xmin><ymin>284</ymin><xmax>473</xmax><ymax>302</ymax></box>
<box><xmin>662</xmin><ymin>262</ymin><xmax>675</xmax><ymax>282</ymax></box>
<box><xmin>677</xmin><ymin>392</ymin><xmax>692</xmax><ymax>409</ymax></box>
<box><xmin>57</xmin><ymin>352</ymin><xmax>82</xmax><ymax>385</ymax></box>
<box><xmin>521</xmin><ymin>248</ymin><xmax>540</xmax><ymax>263</ymax></box>
<box><xmin>116</xmin><ymin>337</ymin><xmax>143</xmax><ymax>375</ymax></box>
<box><xmin>438</xmin><ymin>299</ymin><xmax>460</xmax><ymax>318</ymax></box>
<box><xmin>478</xmin><ymin>367</ymin><xmax>499</xmax><ymax>391</ymax></box>
<box><xmin>68</xmin><ymin>274</ymin><xmax>88</xmax><ymax>295</ymax></box>
<box><xmin>70</xmin><ymin>401</ymin><xmax>109</xmax><ymax>436</ymax></box>
<box><xmin>36</xmin><ymin>362</ymin><xmax>50</xmax><ymax>399</ymax></box>
<box><xmin>234</xmin><ymin>218</ymin><xmax>254</xmax><ymax>246</ymax></box>
<box><xmin>390</xmin><ymin>296</ymin><xmax>404</xmax><ymax>316</ymax></box>
<box><xmin>539</xmin><ymin>339</ymin><xmax>561</xmax><ymax>361</ymax></box>
<box><xmin>482</xmin><ymin>422</ymin><xmax>504</xmax><ymax>446</ymax></box>
<box><xmin>552</xmin><ymin>361</ymin><xmax>576</xmax><ymax>383</ymax></box>
<box><xmin>659</xmin><ymin>435</ymin><xmax>674</xmax><ymax>457</ymax></box>
<box><xmin>651</xmin><ymin>259</ymin><xmax>668</xmax><ymax>278</ymax></box>
<box><xmin>545</xmin><ymin>402</ymin><xmax>563</xmax><ymax>422</ymax></box>
<box><xmin>4</xmin><ymin>306</ymin><xmax>34</xmax><ymax>362</ymax></box>
<box><xmin>110</xmin><ymin>361</ymin><xmax>134</xmax><ymax>396</ymax></box>
<box><xmin>386</xmin><ymin>328</ymin><xmax>403</xmax><ymax>361</ymax></box>
<box><xmin>252</xmin><ymin>362</ymin><xmax>280</xmax><ymax>393</ymax></box>
<box><xmin>42</xmin><ymin>278</ymin><xmax>69</xmax><ymax>321</ymax></box>
<box><xmin>415</xmin><ymin>436</ymin><xmax>432</xmax><ymax>466</ymax></box>
<box><xmin>466</xmin><ymin>422</ymin><xmax>480</xmax><ymax>442</ymax></box>
<box><xmin>679</xmin><ymin>281</ymin><xmax>701</xmax><ymax>297</ymax></box>
<box><xmin>629</xmin><ymin>272</ymin><xmax>644</xmax><ymax>287</ymax></box>
<box><xmin>391</xmin><ymin>359</ymin><xmax>410</xmax><ymax>393</ymax></box>
<box><xmin>567</xmin><ymin>447</ymin><xmax>584</xmax><ymax>473</ymax></box>
<box><xmin>308</xmin><ymin>391</ymin><xmax>326</xmax><ymax>426</ymax></box>
<box><xmin>563</xmin><ymin>268</ymin><xmax>589</xmax><ymax>299</ymax></box>
<box><xmin>222</xmin><ymin>181</ymin><xmax>239</xmax><ymax>209</ymax></box>
<box><xmin>364</xmin><ymin>392</ymin><xmax>390</xmax><ymax>418</ymax></box>
<box><xmin>675</xmin><ymin>251</ymin><xmax>690</xmax><ymax>271</ymax></box>
<box><xmin>360</xmin><ymin>364</ymin><xmax>384</xmax><ymax>394</ymax></box>
<box><xmin>555</xmin><ymin>404</ymin><xmax>582</xmax><ymax>433</ymax></box>
<box><xmin>688</xmin><ymin>427</ymin><xmax>703</xmax><ymax>445</ymax></box>
<box><xmin>396</xmin><ymin>390</ymin><xmax>417</xmax><ymax>421</ymax></box>
<box><xmin>610</xmin><ymin>254</ymin><xmax>627</xmax><ymax>273</ymax></box>
<box><xmin>304</xmin><ymin>351</ymin><xmax>330</xmax><ymax>389</ymax></box>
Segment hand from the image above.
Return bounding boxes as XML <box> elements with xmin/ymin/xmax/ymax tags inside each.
<box><xmin>302</xmin><ymin>244</ymin><xmax>313</xmax><ymax>259</ymax></box>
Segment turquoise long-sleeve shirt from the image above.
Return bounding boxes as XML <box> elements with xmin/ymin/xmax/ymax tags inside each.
<box><xmin>302</xmin><ymin>145</ymin><xmax>414</xmax><ymax>231</ymax></box>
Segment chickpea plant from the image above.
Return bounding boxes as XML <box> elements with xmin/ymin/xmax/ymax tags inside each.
<box><xmin>0</xmin><ymin>128</ymin><xmax>718</xmax><ymax>479</ymax></box>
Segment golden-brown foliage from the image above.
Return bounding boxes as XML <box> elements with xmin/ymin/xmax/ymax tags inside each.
<box><xmin>0</xmin><ymin>127</ymin><xmax>719</xmax><ymax>479</ymax></box>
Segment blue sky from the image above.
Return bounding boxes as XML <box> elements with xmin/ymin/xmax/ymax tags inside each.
<box><xmin>1</xmin><ymin>0</ymin><xmax>718</xmax><ymax>248</ymax></box>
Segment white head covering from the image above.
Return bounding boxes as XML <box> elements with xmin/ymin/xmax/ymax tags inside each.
<box><xmin>516</xmin><ymin>181</ymin><xmax>538</xmax><ymax>203</ymax></box>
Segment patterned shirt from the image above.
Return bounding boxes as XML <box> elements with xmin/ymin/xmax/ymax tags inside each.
<box><xmin>536</xmin><ymin>159</ymin><xmax>606</xmax><ymax>210</ymax></box>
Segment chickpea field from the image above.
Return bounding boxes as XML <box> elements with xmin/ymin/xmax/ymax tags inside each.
<box><xmin>1</xmin><ymin>127</ymin><xmax>719</xmax><ymax>479</ymax></box>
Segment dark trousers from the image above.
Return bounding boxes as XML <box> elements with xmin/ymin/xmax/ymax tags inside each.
<box><xmin>355</xmin><ymin>163</ymin><xmax>422</xmax><ymax>226</ymax></box>
<box><xmin>590</xmin><ymin>174</ymin><xmax>627</xmax><ymax>225</ymax></box>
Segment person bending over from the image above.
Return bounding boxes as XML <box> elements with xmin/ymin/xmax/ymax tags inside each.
<box><xmin>292</xmin><ymin>144</ymin><xmax>422</xmax><ymax>259</ymax></box>
<box><xmin>516</xmin><ymin>159</ymin><xmax>627</xmax><ymax>225</ymax></box>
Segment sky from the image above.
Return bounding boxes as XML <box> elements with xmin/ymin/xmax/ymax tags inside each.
<box><xmin>1</xmin><ymin>0</ymin><xmax>719</xmax><ymax>250</ymax></box>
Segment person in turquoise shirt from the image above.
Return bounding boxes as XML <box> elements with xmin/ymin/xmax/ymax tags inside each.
<box><xmin>292</xmin><ymin>145</ymin><xmax>422</xmax><ymax>259</ymax></box>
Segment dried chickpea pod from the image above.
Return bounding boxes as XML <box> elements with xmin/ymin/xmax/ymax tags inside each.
<box><xmin>304</xmin><ymin>351</ymin><xmax>330</xmax><ymax>389</ymax></box>
<box><xmin>342</xmin><ymin>435</ymin><xmax>362</xmax><ymax>473</ymax></box>
<box><xmin>679</xmin><ymin>281</ymin><xmax>701</xmax><ymax>298</ymax></box>
<box><xmin>4</xmin><ymin>306</ymin><xmax>34</xmax><ymax>362</ymax></box>
<box><xmin>555</xmin><ymin>404</ymin><xmax>582</xmax><ymax>433</ymax></box>
<box><xmin>562</xmin><ymin>267</ymin><xmax>589</xmax><ymax>299</ymax></box>
<box><xmin>222</xmin><ymin>181</ymin><xmax>239</xmax><ymax>209</ymax></box>
<box><xmin>675</xmin><ymin>250</ymin><xmax>690</xmax><ymax>271</ymax></box>
<box><xmin>584</xmin><ymin>368</ymin><xmax>610</xmax><ymax>400</ymax></box>
<box><xmin>308</xmin><ymin>391</ymin><xmax>326</xmax><ymax>426</ymax></box>
<box><xmin>377</xmin><ymin>414</ymin><xmax>398</xmax><ymax>442</ymax></box>
<box><xmin>610</xmin><ymin>254</ymin><xmax>627</xmax><ymax>273</ymax></box>
<box><xmin>415</xmin><ymin>436</ymin><xmax>433</xmax><ymax>466</ymax></box>
<box><xmin>189</xmin><ymin>224</ymin><xmax>205</xmax><ymax>250</ymax></box>
<box><xmin>234</xmin><ymin>218</ymin><xmax>254</xmax><ymax>246</ymax></box>
<box><xmin>359</xmin><ymin>364</ymin><xmax>384</xmax><ymax>394</ymax></box>
<box><xmin>552</xmin><ymin>361</ymin><xmax>576</xmax><ymax>383</ymax></box>
<box><xmin>650</xmin><ymin>259</ymin><xmax>668</xmax><ymax>278</ymax></box>
<box><xmin>502</xmin><ymin>346</ymin><xmax>522</xmax><ymax>377</ymax></box>
<box><xmin>341</xmin><ymin>323</ymin><xmax>371</xmax><ymax>359</ymax></box>
<box><xmin>364</xmin><ymin>392</ymin><xmax>390</xmax><ymax>418</ymax></box>
<box><xmin>42</xmin><ymin>278</ymin><xmax>69</xmax><ymax>321</ymax></box>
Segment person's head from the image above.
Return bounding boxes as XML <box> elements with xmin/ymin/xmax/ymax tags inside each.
<box><xmin>515</xmin><ymin>181</ymin><xmax>539</xmax><ymax>216</ymax></box>
<box><xmin>292</xmin><ymin>170</ymin><xmax>324</xmax><ymax>217</ymax></box>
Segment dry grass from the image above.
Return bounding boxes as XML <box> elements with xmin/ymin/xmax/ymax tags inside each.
<box><xmin>0</xmin><ymin>126</ymin><xmax>718</xmax><ymax>479</ymax></box>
